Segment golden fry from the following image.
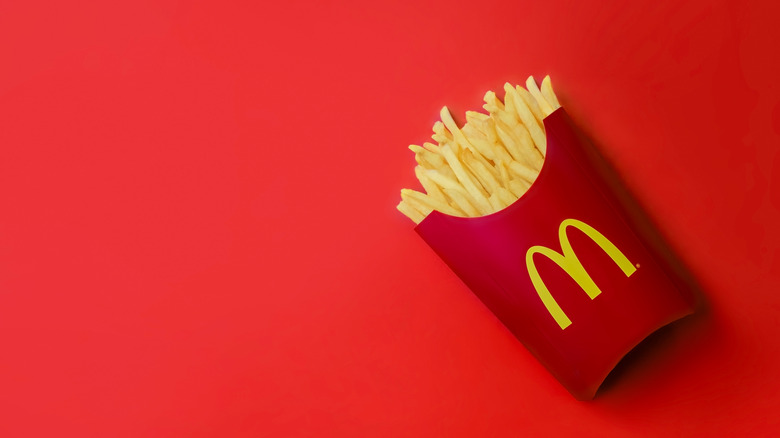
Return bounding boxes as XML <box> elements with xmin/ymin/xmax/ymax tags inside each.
<box><xmin>511</xmin><ymin>88</ymin><xmax>547</xmax><ymax>155</ymax></box>
<box><xmin>441</xmin><ymin>145</ymin><xmax>489</xmax><ymax>198</ymax></box>
<box><xmin>397</xmin><ymin>199</ymin><xmax>425</xmax><ymax>224</ymax></box>
<box><xmin>515</xmin><ymin>85</ymin><xmax>545</xmax><ymax>125</ymax></box>
<box><xmin>398</xmin><ymin>76</ymin><xmax>561</xmax><ymax>222</ymax></box>
<box><xmin>487</xmin><ymin>193</ymin><xmax>503</xmax><ymax>212</ymax></box>
<box><xmin>541</xmin><ymin>75</ymin><xmax>561</xmax><ymax>109</ymax></box>
<box><xmin>401</xmin><ymin>188</ymin><xmax>463</xmax><ymax>217</ymax></box>
<box><xmin>463</xmin><ymin>150</ymin><xmax>500</xmax><ymax>193</ymax></box>
<box><xmin>508</xmin><ymin>179</ymin><xmax>531</xmax><ymax>198</ymax></box>
<box><xmin>508</xmin><ymin>161</ymin><xmax>540</xmax><ymax>184</ymax></box>
<box><xmin>415</xmin><ymin>166</ymin><xmax>445</xmax><ymax>200</ymax></box>
<box><xmin>526</xmin><ymin>76</ymin><xmax>554</xmax><ymax>116</ymax></box>
<box><xmin>443</xmin><ymin>188</ymin><xmax>480</xmax><ymax>217</ymax></box>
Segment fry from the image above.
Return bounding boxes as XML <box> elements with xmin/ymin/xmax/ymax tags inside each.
<box><xmin>479</xmin><ymin>118</ymin><xmax>515</xmax><ymax>164</ymax></box>
<box><xmin>422</xmin><ymin>142</ymin><xmax>442</xmax><ymax>153</ymax></box>
<box><xmin>440</xmin><ymin>107</ymin><xmax>469</xmax><ymax>147</ymax></box>
<box><xmin>508</xmin><ymin>179</ymin><xmax>531</xmax><ymax>199</ymax></box>
<box><xmin>415</xmin><ymin>166</ymin><xmax>445</xmax><ymax>200</ymax></box>
<box><xmin>462</xmin><ymin>121</ymin><xmax>498</xmax><ymax>161</ymax></box>
<box><xmin>432</xmin><ymin>121</ymin><xmax>452</xmax><ymax>144</ymax></box>
<box><xmin>463</xmin><ymin>150</ymin><xmax>500</xmax><ymax>193</ymax></box>
<box><xmin>495</xmin><ymin>119</ymin><xmax>543</xmax><ymax>170</ymax></box>
<box><xmin>441</xmin><ymin>145</ymin><xmax>489</xmax><ymax>201</ymax></box>
<box><xmin>410</xmin><ymin>144</ymin><xmax>446</xmax><ymax>170</ymax></box>
<box><xmin>465</xmin><ymin>110</ymin><xmax>489</xmax><ymax>122</ymax></box>
<box><xmin>497</xmin><ymin>160</ymin><xmax>511</xmax><ymax>186</ymax></box>
<box><xmin>401</xmin><ymin>188</ymin><xmax>463</xmax><ymax>217</ymax></box>
<box><xmin>508</xmin><ymin>161</ymin><xmax>540</xmax><ymax>184</ymax></box>
<box><xmin>425</xmin><ymin>168</ymin><xmax>464</xmax><ymax>192</ymax></box>
<box><xmin>443</xmin><ymin>188</ymin><xmax>480</xmax><ymax>217</ymax></box>
<box><xmin>397</xmin><ymin>199</ymin><xmax>425</xmax><ymax>224</ymax></box>
<box><xmin>397</xmin><ymin>76</ymin><xmax>561</xmax><ymax>223</ymax></box>
<box><xmin>541</xmin><ymin>75</ymin><xmax>561</xmax><ymax>109</ymax></box>
<box><xmin>526</xmin><ymin>76</ymin><xmax>554</xmax><ymax>116</ymax></box>
<box><xmin>495</xmin><ymin>186</ymin><xmax>516</xmax><ymax>208</ymax></box>
<box><xmin>515</xmin><ymin>85</ymin><xmax>545</xmax><ymax>125</ymax></box>
<box><xmin>493</xmin><ymin>117</ymin><xmax>524</xmax><ymax>163</ymax></box>
<box><xmin>512</xmin><ymin>88</ymin><xmax>547</xmax><ymax>155</ymax></box>
<box><xmin>488</xmin><ymin>193</ymin><xmax>503</xmax><ymax>212</ymax></box>
<box><xmin>483</xmin><ymin>90</ymin><xmax>504</xmax><ymax>113</ymax></box>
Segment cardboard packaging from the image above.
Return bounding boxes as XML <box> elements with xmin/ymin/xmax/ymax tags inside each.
<box><xmin>415</xmin><ymin>108</ymin><xmax>695</xmax><ymax>399</ymax></box>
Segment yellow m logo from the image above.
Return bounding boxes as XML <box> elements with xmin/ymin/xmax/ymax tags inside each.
<box><xmin>526</xmin><ymin>218</ymin><xmax>637</xmax><ymax>330</ymax></box>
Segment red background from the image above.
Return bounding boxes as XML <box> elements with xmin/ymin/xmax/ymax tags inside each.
<box><xmin>1</xmin><ymin>0</ymin><xmax>778</xmax><ymax>436</ymax></box>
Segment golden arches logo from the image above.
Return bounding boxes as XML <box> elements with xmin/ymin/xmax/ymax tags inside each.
<box><xmin>525</xmin><ymin>218</ymin><xmax>637</xmax><ymax>330</ymax></box>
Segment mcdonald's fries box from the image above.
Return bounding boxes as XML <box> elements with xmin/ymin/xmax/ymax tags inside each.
<box><xmin>415</xmin><ymin>109</ymin><xmax>695</xmax><ymax>399</ymax></box>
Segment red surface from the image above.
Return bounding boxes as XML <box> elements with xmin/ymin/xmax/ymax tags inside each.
<box><xmin>0</xmin><ymin>0</ymin><xmax>778</xmax><ymax>436</ymax></box>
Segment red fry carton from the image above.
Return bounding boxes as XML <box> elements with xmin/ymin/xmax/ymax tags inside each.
<box><xmin>415</xmin><ymin>108</ymin><xmax>695</xmax><ymax>400</ymax></box>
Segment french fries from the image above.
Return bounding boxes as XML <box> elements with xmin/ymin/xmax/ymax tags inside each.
<box><xmin>397</xmin><ymin>75</ymin><xmax>561</xmax><ymax>224</ymax></box>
